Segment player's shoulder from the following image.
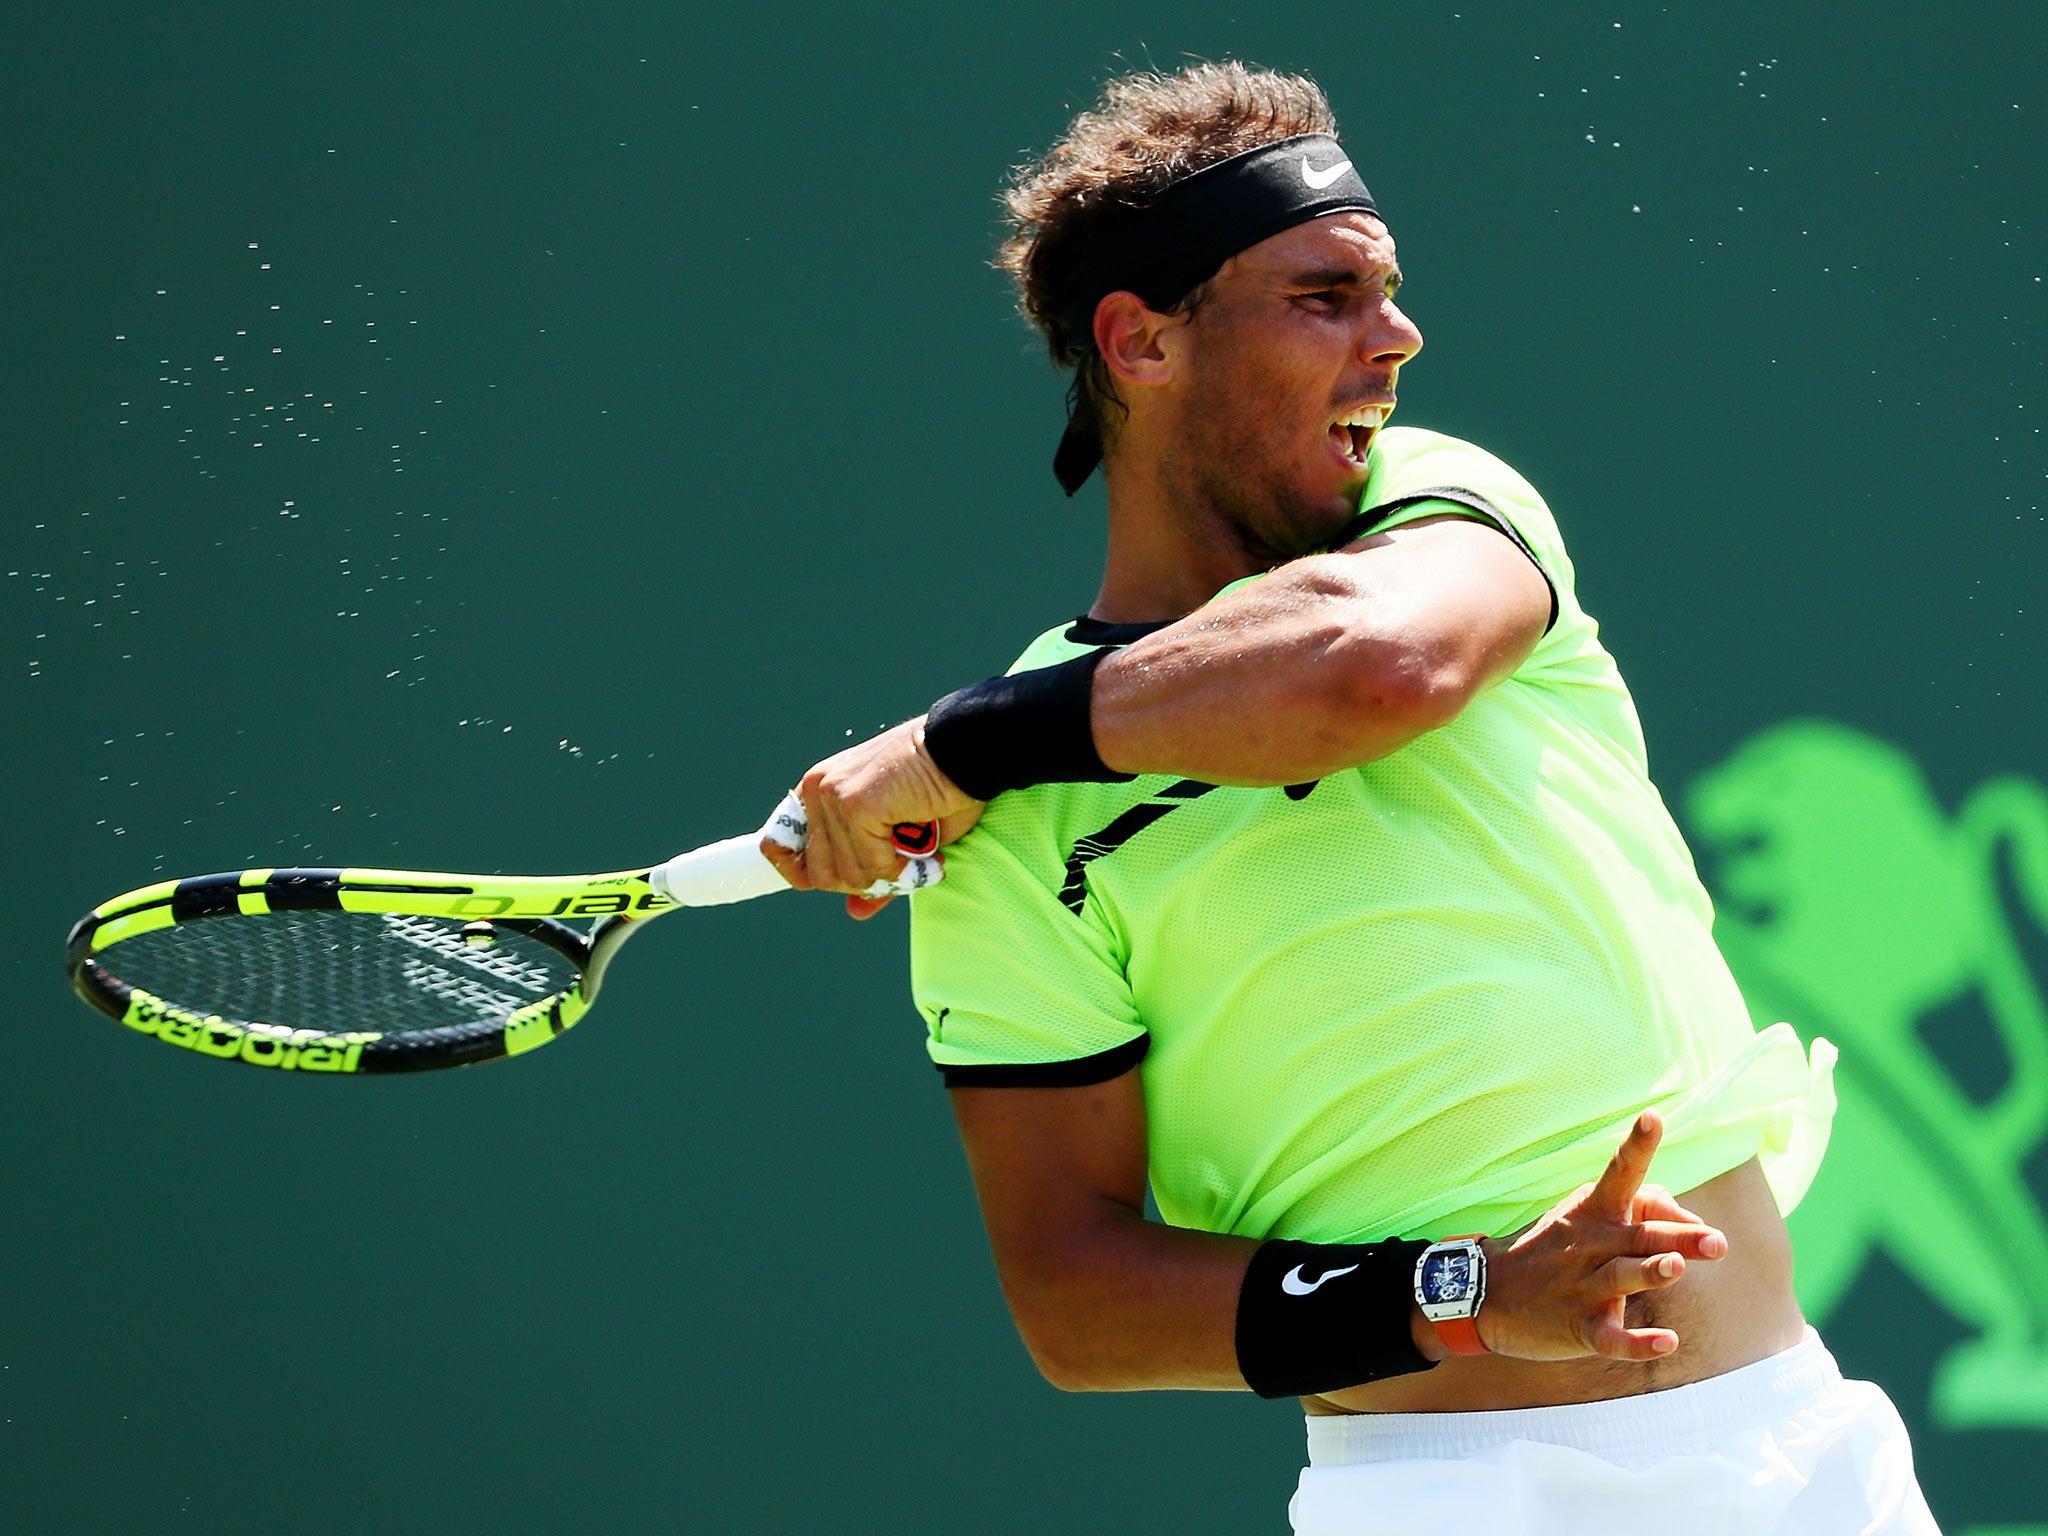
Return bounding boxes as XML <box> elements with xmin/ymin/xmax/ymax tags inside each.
<box><xmin>1366</xmin><ymin>423</ymin><xmax>1572</xmax><ymax>572</ymax></box>
<box><xmin>1371</xmin><ymin>425</ymin><xmax>1547</xmax><ymax>509</ymax></box>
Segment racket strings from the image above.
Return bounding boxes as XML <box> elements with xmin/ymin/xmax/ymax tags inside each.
<box><xmin>100</xmin><ymin>910</ymin><xmax>581</xmax><ymax>1035</ymax></box>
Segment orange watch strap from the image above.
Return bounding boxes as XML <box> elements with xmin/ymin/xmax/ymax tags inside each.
<box><xmin>1429</xmin><ymin>1235</ymin><xmax>1491</xmax><ymax>1356</ymax></box>
<box><xmin>1432</xmin><ymin>1314</ymin><xmax>1489</xmax><ymax>1355</ymax></box>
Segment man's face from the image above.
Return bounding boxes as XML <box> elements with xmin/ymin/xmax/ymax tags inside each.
<box><xmin>1159</xmin><ymin>211</ymin><xmax>1421</xmax><ymax>560</ymax></box>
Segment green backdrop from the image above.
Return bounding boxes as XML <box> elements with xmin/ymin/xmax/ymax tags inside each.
<box><xmin>4</xmin><ymin>3</ymin><xmax>2042</xmax><ymax>1531</ymax></box>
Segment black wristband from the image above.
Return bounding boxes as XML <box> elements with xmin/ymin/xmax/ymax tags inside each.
<box><xmin>1234</xmin><ymin>1238</ymin><xmax>1436</xmax><ymax>1399</ymax></box>
<box><xmin>922</xmin><ymin>650</ymin><xmax>1135</xmax><ymax>802</ymax></box>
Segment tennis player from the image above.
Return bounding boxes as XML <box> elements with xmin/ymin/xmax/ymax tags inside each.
<box><xmin>768</xmin><ymin>63</ymin><xmax>1937</xmax><ymax>1534</ymax></box>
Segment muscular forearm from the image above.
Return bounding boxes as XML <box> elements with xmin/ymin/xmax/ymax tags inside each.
<box><xmin>992</xmin><ymin>1196</ymin><xmax>1453</xmax><ymax>1393</ymax></box>
<box><xmin>779</xmin><ymin>519</ymin><xmax>1548</xmax><ymax>902</ymax></box>
<box><xmin>1086</xmin><ymin>514</ymin><xmax>1550</xmax><ymax>785</ymax></box>
<box><xmin>1088</xmin><ymin>554</ymin><xmax>1466</xmax><ymax>787</ymax></box>
<box><xmin>996</xmin><ymin>1200</ymin><xmax>1258</xmax><ymax>1391</ymax></box>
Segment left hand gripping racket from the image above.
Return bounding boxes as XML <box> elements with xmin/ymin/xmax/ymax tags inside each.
<box><xmin>64</xmin><ymin>794</ymin><xmax>940</xmax><ymax>1075</ymax></box>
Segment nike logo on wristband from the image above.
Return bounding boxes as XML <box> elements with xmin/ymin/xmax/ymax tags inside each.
<box><xmin>1282</xmin><ymin>1262</ymin><xmax>1359</xmax><ymax>1295</ymax></box>
<box><xmin>1300</xmin><ymin>155</ymin><xmax>1353</xmax><ymax>190</ymax></box>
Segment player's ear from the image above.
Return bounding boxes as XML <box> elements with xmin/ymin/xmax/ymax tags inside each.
<box><xmin>1093</xmin><ymin>292</ymin><xmax>1180</xmax><ymax>389</ymax></box>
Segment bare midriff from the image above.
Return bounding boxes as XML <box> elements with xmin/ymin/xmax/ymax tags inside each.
<box><xmin>1303</xmin><ymin>1157</ymin><xmax>1808</xmax><ymax>1415</ymax></box>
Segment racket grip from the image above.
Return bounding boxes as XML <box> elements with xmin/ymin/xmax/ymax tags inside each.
<box><xmin>650</xmin><ymin>796</ymin><xmax>944</xmax><ymax>908</ymax></box>
<box><xmin>647</xmin><ymin>834</ymin><xmax>790</xmax><ymax>907</ymax></box>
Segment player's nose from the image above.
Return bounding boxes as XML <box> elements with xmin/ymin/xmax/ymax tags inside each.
<box><xmin>1362</xmin><ymin>299</ymin><xmax>1423</xmax><ymax>366</ymax></box>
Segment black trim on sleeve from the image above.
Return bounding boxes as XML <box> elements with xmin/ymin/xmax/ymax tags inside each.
<box><xmin>1332</xmin><ymin>484</ymin><xmax>1559</xmax><ymax>633</ymax></box>
<box><xmin>936</xmin><ymin>1034</ymin><xmax>1150</xmax><ymax>1088</ymax></box>
<box><xmin>1064</xmin><ymin>615</ymin><xmax>1173</xmax><ymax>647</ymax></box>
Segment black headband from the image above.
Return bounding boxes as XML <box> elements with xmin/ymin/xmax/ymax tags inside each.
<box><xmin>1051</xmin><ymin>133</ymin><xmax>1378</xmax><ymax>495</ymax></box>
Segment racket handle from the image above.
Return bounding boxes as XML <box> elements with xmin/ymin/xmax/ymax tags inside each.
<box><xmin>647</xmin><ymin>833</ymin><xmax>791</xmax><ymax>907</ymax></box>
<box><xmin>649</xmin><ymin>796</ymin><xmax>943</xmax><ymax>908</ymax></box>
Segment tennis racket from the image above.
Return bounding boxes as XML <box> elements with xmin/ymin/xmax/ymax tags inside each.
<box><xmin>64</xmin><ymin>794</ymin><xmax>941</xmax><ymax>1075</ymax></box>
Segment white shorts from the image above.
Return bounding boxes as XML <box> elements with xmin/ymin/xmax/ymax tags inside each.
<box><xmin>1292</xmin><ymin>1331</ymin><xmax>1939</xmax><ymax>1535</ymax></box>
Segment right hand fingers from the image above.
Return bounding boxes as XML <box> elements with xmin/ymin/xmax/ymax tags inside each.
<box><xmin>757</xmin><ymin>796</ymin><xmax>874</xmax><ymax>895</ymax></box>
<box><xmin>760</xmin><ymin>834</ymin><xmax>811</xmax><ymax>890</ymax></box>
<box><xmin>845</xmin><ymin>890</ymin><xmax>896</xmax><ymax>921</ymax></box>
<box><xmin>938</xmin><ymin>802</ymin><xmax>986</xmax><ymax>846</ymax></box>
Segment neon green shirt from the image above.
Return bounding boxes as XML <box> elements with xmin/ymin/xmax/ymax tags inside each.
<box><xmin>909</xmin><ymin>426</ymin><xmax>1834</xmax><ymax>1242</ymax></box>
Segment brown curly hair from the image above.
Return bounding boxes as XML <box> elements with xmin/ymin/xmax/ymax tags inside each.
<box><xmin>997</xmin><ymin>62</ymin><xmax>1338</xmax><ymax>456</ymax></box>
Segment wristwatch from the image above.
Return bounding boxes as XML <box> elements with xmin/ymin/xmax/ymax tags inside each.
<box><xmin>1413</xmin><ymin>1235</ymin><xmax>1490</xmax><ymax>1356</ymax></box>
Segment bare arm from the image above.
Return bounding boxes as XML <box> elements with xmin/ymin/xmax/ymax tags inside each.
<box><xmin>950</xmin><ymin>1069</ymin><xmax>1254</xmax><ymax>1390</ymax></box>
<box><xmin>1089</xmin><ymin>514</ymin><xmax>1550</xmax><ymax>786</ymax></box>
<box><xmin>772</xmin><ymin>514</ymin><xmax>1550</xmax><ymax>904</ymax></box>
<box><xmin>954</xmin><ymin>1069</ymin><xmax>1728</xmax><ymax>1394</ymax></box>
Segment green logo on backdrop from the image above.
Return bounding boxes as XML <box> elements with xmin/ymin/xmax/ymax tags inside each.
<box><xmin>1687</xmin><ymin>719</ymin><xmax>2048</xmax><ymax>1431</ymax></box>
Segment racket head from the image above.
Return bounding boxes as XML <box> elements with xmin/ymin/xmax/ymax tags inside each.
<box><xmin>66</xmin><ymin>865</ymin><xmax>670</xmax><ymax>1074</ymax></box>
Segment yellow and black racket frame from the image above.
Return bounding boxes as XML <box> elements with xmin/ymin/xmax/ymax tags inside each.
<box><xmin>66</xmin><ymin>864</ymin><xmax>673</xmax><ymax>1074</ymax></box>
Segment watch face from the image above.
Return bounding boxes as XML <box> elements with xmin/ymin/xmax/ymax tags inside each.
<box><xmin>1421</xmin><ymin>1249</ymin><xmax>1476</xmax><ymax>1304</ymax></box>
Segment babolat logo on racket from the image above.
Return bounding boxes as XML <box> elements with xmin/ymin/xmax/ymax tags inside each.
<box><xmin>892</xmin><ymin>822</ymin><xmax>940</xmax><ymax>857</ymax></box>
<box><xmin>536</xmin><ymin>891</ymin><xmax>672</xmax><ymax>916</ymax></box>
<box><xmin>124</xmin><ymin>989</ymin><xmax>372</xmax><ymax>1072</ymax></box>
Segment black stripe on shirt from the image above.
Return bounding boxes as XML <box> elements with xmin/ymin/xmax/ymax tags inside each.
<box><xmin>936</xmin><ymin>1034</ymin><xmax>1150</xmax><ymax>1089</ymax></box>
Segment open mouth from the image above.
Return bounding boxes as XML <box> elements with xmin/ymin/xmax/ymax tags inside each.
<box><xmin>1327</xmin><ymin>402</ymin><xmax>1393</xmax><ymax>469</ymax></box>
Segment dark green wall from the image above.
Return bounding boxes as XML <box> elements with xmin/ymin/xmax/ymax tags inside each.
<box><xmin>5</xmin><ymin>4</ymin><xmax>2042</xmax><ymax>1531</ymax></box>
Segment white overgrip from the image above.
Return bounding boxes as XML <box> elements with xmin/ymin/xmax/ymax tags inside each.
<box><xmin>646</xmin><ymin>831</ymin><xmax>791</xmax><ymax>907</ymax></box>
<box><xmin>647</xmin><ymin>791</ymin><xmax>942</xmax><ymax>907</ymax></box>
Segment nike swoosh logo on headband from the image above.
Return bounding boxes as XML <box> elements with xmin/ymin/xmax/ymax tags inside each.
<box><xmin>1300</xmin><ymin>155</ymin><xmax>1354</xmax><ymax>190</ymax></box>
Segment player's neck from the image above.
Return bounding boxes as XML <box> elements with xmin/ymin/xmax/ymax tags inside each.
<box><xmin>1091</xmin><ymin>442</ymin><xmax>1268</xmax><ymax>624</ymax></box>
